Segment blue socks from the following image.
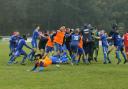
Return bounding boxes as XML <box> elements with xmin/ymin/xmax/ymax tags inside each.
<box><xmin>8</xmin><ymin>55</ymin><xmax>16</xmax><ymax>64</ymax></box>
<box><xmin>116</xmin><ymin>51</ymin><xmax>121</xmax><ymax>61</ymax></box>
<box><xmin>28</xmin><ymin>51</ymin><xmax>35</xmax><ymax>61</ymax></box>
<box><xmin>21</xmin><ymin>55</ymin><xmax>27</xmax><ymax>64</ymax></box>
<box><xmin>39</xmin><ymin>67</ymin><xmax>44</xmax><ymax>72</ymax></box>
<box><xmin>121</xmin><ymin>51</ymin><xmax>127</xmax><ymax>61</ymax></box>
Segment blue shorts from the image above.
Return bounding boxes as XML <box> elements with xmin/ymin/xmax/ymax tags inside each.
<box><xmin>10</xmin><ymin>46</ymin><xmax>15</xmax><ymax>52</ymax></box>
<box><xmin>70</xmin><ymin>44</ymin><xmax>78</xmax><ymax>53</ymax></box>
<box><xmin>65</xmin><ymin>43</ymin><xmax>70</xmax><ymax>51</ymax></box>
<box><xmin>54</xmin><ymin>43</ymin><xmax>62</xmax><ymax>52</ymax></box>
<box><xmin>9</xmin><ymin>44</ymin><xmax>17</xmax><ymax>52</ymax></box>
<box><xmin>31</xmin><ymin>41</ymin><xmax>37</xmax><ymax>48</ymax></box>
<box><xmin>61</xmin><ymin>57</ymin><xmax>68</xmax><ymax>63</ymax></box>
<box><xmin>14</xmin><ymin>50</ymin><xmax>27</xmax><ymax>57</ymax></box>
<box><xmin>78</xmin><ymin>48</ymin><xmax>84</xmax><ymax>55</ymax></box>
<box><xmin>116</xmin><ymin>45</ymin><xmax>124</xmax><ymax>51</ymax></box>
<box><xmin>50</xmin><ymin>56</ymin><xmax>60</xmax><ymax>64</ymax></box>
<box><xmin>102</xmin><ymin>46</ymin><xmax>108</xmax><ymax>54</ymax></box>
<box><xmin>45</xmin><ymin>46</ymin><xmax>53</xmax><ymax>53</ymax></box>
<box><xmin>50</xmin><ymin>56</ymin><xmax>68</xmax><ymax>64</ymax></box>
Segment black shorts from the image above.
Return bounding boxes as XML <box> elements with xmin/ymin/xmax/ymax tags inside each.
<box><xmin>83</xmin><ymin>43</ymin><xmax>93</xmax><ymax>54</ymax></box>
<box><xmin>38</xmin><ymin>42</ymin><xmax>46</xmax><ymax>50</ymax></box>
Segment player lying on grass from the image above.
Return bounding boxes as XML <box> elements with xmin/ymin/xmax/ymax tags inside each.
<box><xmin>30</xmin><ymin>52</ymin><xmax>69</xmax><ymax>72</ymax></box>
<box><xmin>8</xmin><ymin>34</ymin><xmax>34</xmax><ymax>65</ymax></box>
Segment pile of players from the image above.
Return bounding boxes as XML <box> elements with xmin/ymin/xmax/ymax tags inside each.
<box><xmin>8</xmin><ymin>24</ymin><xmax>128</xmax><ymax>72</ymax></box>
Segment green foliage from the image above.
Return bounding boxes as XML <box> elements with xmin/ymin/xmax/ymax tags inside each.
<box><xmin>0</xmin><ymin>0</ymin><xmax>128</xmax><ymax>35</ymax></box>
<box><xmin>0</xmin><ymin>36</ymin><xmax>2</xmax><ymax>40</ymax></box>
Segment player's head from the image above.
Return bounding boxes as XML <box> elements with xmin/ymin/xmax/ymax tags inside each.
<box><xmin>39</xmin><ymin>31</ymin><xmax>43</xmax><ymax>35</ymax></box>
<box><xmin>70</xmin><ymin>29</ymin><xmax>74</xmax><ymax>33</ymax></box>
<box><xmin>43</xmin><ymin>30</ymin><xmax>47</xmax><ymax>34</ymax></box>
<box><xmin>75</xmin><ymin>28</ymin><xmax>80</xmax><ymax>34</ymax></box>
<box><xmin>34</xmin><ymin>54</ymin><xmax>42</xmax><ymax>60</ymax></box>
<box><xmin>13</xmin><ymin>32</ymin><xmax>17</xmax><ymax>35</ymax></box>
<box><xmin>83</xmin><ymin>23</ymin><xmax>88</xmax><ymax>29</ymax></box>
<box><xmin>112</xmin><ymin>23</ymin><xmax>118</xmax><ymax>30</ymax></box>
<box><xmin>44</xmin><ymin>33</ymin><xmax>48</xmax><ymax>37</ymax></box>
<box><xmin>15</xmin><ymin>31</ymin><xmax>20</xmax><ymax>36</ymax></box>
<box><xmin>100</xmin><ymin>30</ymin><xmax>105</xmax><ymax>35</ymax></box>
<box><xmin>66</xmin><ymin>28</ymin><xmax>70</xmax><ymax>33</ymax></box>
<box><xmin>35</xmin><ymin>25</ymin><xmax>40</xmax><ymax>31</ymax></box>
<box><xmin>49</xmin><ymin>30</ymin><xmax>53</xmax><ymax>35</ymax></box>
<box><xmin>60</xmin><ymin>26</ymin><xmax>66</xmax><ymax>32</ymax></box>
<box><xmin>87</xmin><ymin>24</ymin><xmax>93</xmax><ymax>30</ymax></box>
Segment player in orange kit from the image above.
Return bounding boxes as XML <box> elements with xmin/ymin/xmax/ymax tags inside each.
<box><xmin>53</xmin><ymin>26</ymin><xmax>66</xmax><ymax>57</ymax></box>
<box><xmin>78</xmin><ymin>32</ymin><xmax>89</xmax><ymax>64</ymax></box>
<box><xmin>123</xmin><ymin>31</ymin><xmax>128</xmax><ymax>60</ymax></box>
<box><xmin>30</xmin><ymin>54</ymin><xmax>52</xmax><ymax>72</ymax></box>
<box><xmin>45</xmin><ymin>31</ymin><xmax>54</xmax><ymax>53</ymax></box>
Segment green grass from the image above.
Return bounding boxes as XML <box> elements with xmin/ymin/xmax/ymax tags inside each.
<box><xmin>0</xmin><ymin>42</ymin><xmax>128</xmax><ymax>89</ymax></box>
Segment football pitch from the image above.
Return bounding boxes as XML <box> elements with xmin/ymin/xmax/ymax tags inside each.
<box><xmin>0</xmin><ymin>42</ymin><xmax>128</xmax><ymax>89</ymax></box>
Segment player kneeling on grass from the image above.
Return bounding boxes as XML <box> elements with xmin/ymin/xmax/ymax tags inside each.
<box><xmin>8</xmin><ymin>34</ymin><xmax>34</xmax><ymax>65</ymax></box>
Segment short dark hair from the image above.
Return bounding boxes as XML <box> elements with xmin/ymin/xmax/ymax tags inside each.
<box><xmin>22</xmin><ymin>34</ymin><xmax>27</xmax><ymax>40</ymax></box>
<box><xmin>34</xmin><ymin>54</ymin><xmax>42</xmax><ymax>60</ymax></box>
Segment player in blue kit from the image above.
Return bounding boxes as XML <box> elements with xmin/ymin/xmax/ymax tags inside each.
<box><xmin>31</xmin><ymin>26</ymin><xmax>40</xmax><ymax>48</ymax></box>
<box><xmin>111</xmin><ymin>30</ymin><xmax>127</xmax><ymax>64</ymax></box>
<box><xmin>70</xmin><ymin>28</ymin><xmax>80</xmax><ymax>64</ymax></box>
<box><xmin>8</xmin><ymin>34</ymin><xmax>33</xmax><ymax>65</ymax></box>
<box><xmin>9</xmin><ymin>32</ymin><xmax>19</xmax><ymax>56</ymax></box>
<box><xmin>28</xmin><ymin>25</ymin><xmax>40</xmax><ymax>61</ymax></box>
<box><xmin>94</xmin><ymin>30</ymin><xmax>111</xmax><ymax>64</ymax></box>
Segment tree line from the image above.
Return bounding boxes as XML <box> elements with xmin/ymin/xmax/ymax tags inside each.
<box><xmin>0</xmin><ymin>0</ymin><xmax>127</xmax><ymax>35</ymax></box>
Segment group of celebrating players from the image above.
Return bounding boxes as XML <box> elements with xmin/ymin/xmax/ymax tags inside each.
<box><xmin>8</xmin><ymin>24</ymin><xmax>128</xmax><ymax>72</ymax></box>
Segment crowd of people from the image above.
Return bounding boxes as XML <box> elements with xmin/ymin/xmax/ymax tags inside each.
<box><xmin>8</xmin><ymin>24</ymin><xmax>128</xmax><ymax>72</ymax></box>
